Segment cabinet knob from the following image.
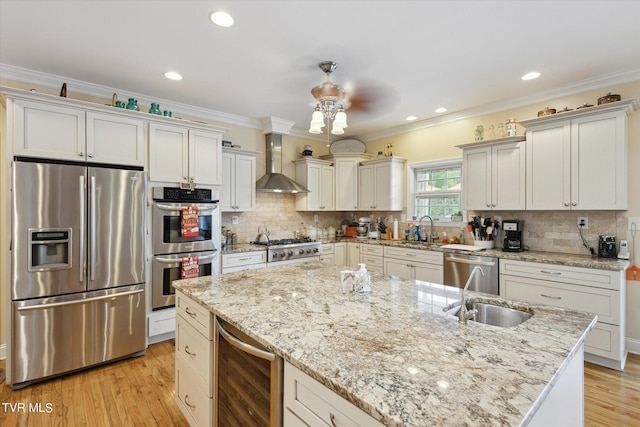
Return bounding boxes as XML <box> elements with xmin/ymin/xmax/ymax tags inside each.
<box><xmin>571</xmin><ymin>202</ymin><xmax>577</xmax><ymax>206</ymax></box>
<box><xmin>491</xmin><ymin>204</ymin><xmax>496</xmax><ymax>207</ymax></box>
<box><xmin>486</xmin><ymin>204</ymin><xmax>491</xmax><ymax>208</ymax></box>
<box><xmin>87</xmin><ymin>153</ymin><xmax>93</xmax><ymax>158</ymax></box>
<box><xmin>190</xmin><ymin>176</ymin><xmax>194</xmax><ymax>182</ymax></box>
<box><xmin>78</xmin><ymin>152</ymin><xmax>84</xmax><ymax>157</ymax></box>
<box><xmin>564</xmin><ymin>203</ymin><xmax>570</xmax><ymax>207</ymax></box>
<box><xmin>183</xmin><ymin>176</ymin><xmax>188</xmax><ymax>180</ymax></box>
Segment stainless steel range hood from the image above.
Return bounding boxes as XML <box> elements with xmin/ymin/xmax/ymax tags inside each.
<box><xmin>256</xmin><ymin>133</ymin><xmax>309</xmax><ymax>193</ymax></box>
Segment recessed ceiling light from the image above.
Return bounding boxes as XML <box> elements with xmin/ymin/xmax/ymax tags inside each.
<box><xmin>521</xmin><ymin>71</ymin><xmax>541</xmax><ymax>81</ymax></box>
<box><xmin>434</xmin><ymin>107</ymin><xmax>447</xmax><ymax>113</ymax></box>
<box><xmin>209</xmin><ymin>11</ymin><xmax>234</xmax><ymax>27</ymax></box>
<box><xmin>164</xmin><ymin>71</ymin><xmax>183</xmax><ymax>81</ymax></box>
<box><xmin>405</xmin><ymin>115</ymin><xmax>417</xmax><ymax>121</ymax></box>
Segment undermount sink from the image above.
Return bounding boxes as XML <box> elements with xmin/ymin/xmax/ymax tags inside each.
<box><xmin>444</xmin><ymin>300</ymin><xmax>533</xmax><ymax>327</ymax></box>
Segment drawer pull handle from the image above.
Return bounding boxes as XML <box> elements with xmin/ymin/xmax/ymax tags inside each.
<box><xmin>541</xmin><ymin>293</ymin><xmax>562</xmax><ymax>300</ymax></box>
<box><xmin>330</xmin><ymin>413</ymin><xmax>338</xmax><ymax>427</ymax></box>
<box><xmin>184</xmin><ymin>394</ymin><xmax>196</xmax><ymax>409</ymax></box>
<box><xmin>540</xmin><ymin>270</ymin><xmax>561</xmax><ymax>275</ymax></box>
<box><xmin>239</xmin><ymin>257</ymin><xmax>251</xmax><ymax>261</ymax></box>
<box><xmin>184</xmin><ymin>345</ymin><xmax>196</xmax><ymax>356</ymax></box>
<box><xmin>185</xmin><ymin>307</ymin><xmax>197</xmax><ymax>318</ymax></box>
<box><xmin>405</xmin><ymin>253</ymin><xmax>417</xmax><ymax>257</ymax></box>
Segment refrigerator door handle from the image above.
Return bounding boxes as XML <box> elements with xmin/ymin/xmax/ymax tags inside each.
<box><xmin>90</xmin><ymin>175</ymin><xmax>96</xmax><ymax>281</ymax></box>
<box><xmin>79</xmin><ymin>175</ymin><xmax>86</xmax><ymax>283</ymax></box>
<box><xmin>16</xmin><ymin>289</ymin><xmax>144</xmax><ymax>311</ymax></box>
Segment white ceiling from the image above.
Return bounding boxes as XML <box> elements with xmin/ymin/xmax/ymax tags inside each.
<box><xmin>1</xmin><ymin>0</ymin><xmax>639</xmax><ymax>140</ymax></box>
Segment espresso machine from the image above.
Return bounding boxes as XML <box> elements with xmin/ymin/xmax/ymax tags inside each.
<box><xmin>502</xmin><ymin>220</ymin><xmax>524</xmax><ymax>252</ymax></box>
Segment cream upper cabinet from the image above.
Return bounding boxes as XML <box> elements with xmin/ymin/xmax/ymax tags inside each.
<box><xmin>149</xmin><ymin>123</ymin><xmax>222</xmax><ymax>186</ymax></box>
<box><xmin>321</xmin><ymin>153</ymin><xmax>372</xmax><ymax>211</ymax></box>
<box><xmin>358</xmin><ymin>157</ymin><xmax>406</xmax><ymax>211</ymax></box>
<box><xmin>10</xmin><ymin>96</ymin><xmax>144</xmax><ymax>166</ymax></box>
<box><xmin>459</xmin><ymin>137</ymin><xmax>526</xmax><ymax>211</ymax></box>
<box><xmin>521</xmin><ymin>100</ymin><xmax>637</xmax><ymax>210</ymax></box>
<box><xmin>220</xmin><ymin>148</ymin><xmax>258</xmax><ymax>212</ymax></box>
<box><xmin>294</xmin><ymin>158</ymin><xmax>335</xmax><ymax>211</ymax></box>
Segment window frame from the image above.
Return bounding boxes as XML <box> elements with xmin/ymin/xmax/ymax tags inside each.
<box><xmin>406</xmin><ymin>158</ymin><xmax>464</xmax><ymax>226</ymax></box>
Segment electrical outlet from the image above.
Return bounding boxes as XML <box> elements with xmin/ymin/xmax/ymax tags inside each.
<box><xmin>313</xmin><ymin>214</ymin><xmax>319</xmax><ymax>223</ymax></box>
<box><xmin>232</xmin><ymin>215</ymin><xmax>238</xmax><ymax>225</ymax></box>
<box><xmin>578</xmin><ymin>216</ymin><xmax>588</xmax><ymax>229</ymax></box>
<box><xmin>629</xmin><ymin>217</ymin><xmax>640</xmax><ymax>231</ymax></box>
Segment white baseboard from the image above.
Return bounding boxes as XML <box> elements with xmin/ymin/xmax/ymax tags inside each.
<box><xmin>626</xmin><ymin>337</ymin><xmax>640</xmax><ymax>355</ymax></box>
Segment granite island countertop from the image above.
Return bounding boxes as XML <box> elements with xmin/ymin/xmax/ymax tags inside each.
<box><xmin>173</xmin><ymin>262</ymin><xmax>596</xmax><ymax>427</ymax></box>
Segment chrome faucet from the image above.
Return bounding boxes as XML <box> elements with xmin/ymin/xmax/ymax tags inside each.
<box><xmin>457</xmin><ymin>266</ymin><xmax>484</xmax><ymax>324</ymax></box>
<box><xmin>418</xmin><ymin>215</ymin><xmax>437</xmax><ymax>243</ymax></box>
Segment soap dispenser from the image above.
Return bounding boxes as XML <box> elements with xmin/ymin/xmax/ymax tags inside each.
<box><xmin>355</xmin><ymin>263</ymin><xmax>371</xmax><ymax>294</ymax></box>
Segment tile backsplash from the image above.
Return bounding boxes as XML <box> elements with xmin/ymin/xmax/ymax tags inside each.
<box><xmin>222</xmin><ymin>193</ymin><xmax>630</xmax><ymax>256</ymax></box>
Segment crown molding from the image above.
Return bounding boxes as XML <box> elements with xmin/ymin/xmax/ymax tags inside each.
<box><xmin>0</xmin><ymin>63</ymin><xmax>262</xmax><ymax>129</ymax></box>
<box><xmin>355</xmin><ymin>68</ymin><xmax>640</xmax><ymax>141</ymax></box>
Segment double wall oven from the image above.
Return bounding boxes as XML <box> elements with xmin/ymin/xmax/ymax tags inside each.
<box><xmin>152</xmin><ymin>187</ymin><xmax>220</xmax><ymax>310</ymax></box>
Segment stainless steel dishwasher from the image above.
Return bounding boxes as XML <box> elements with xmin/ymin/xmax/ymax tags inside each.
<box><xmin>443</xmin><ymin>253</ymin><xmax>499</xmax><ymax>295</ymax></box>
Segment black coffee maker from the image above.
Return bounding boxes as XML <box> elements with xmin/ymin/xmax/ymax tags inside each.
<box><xmin>502</xmin><ymin>220</ymin><xmax>524</xmax><ymax>252</ymax></box>
<box><xmin>598</xmin><ymin>235</ymin><xmax>617</xmax><ymax>258</ymax></box>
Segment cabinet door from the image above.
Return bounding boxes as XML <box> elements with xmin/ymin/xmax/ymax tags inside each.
<box><xmin>358</xmin><ymin>165</ymin><xmax>375</xmax><ymax>210</ymax></box>
<box><xmin>526</xmin><ymin>121</ymin><xmax>571</xmax><ymax>210</ymax></box>
<box><xmin>305</xmin><ymin>162</ymin><xmax>322</xmax><ymax>210</ymax></box>
<box><xmin>87</xmin><ymin>112</ymin><xmax>144</xmax><ymax>166</ymax></box>
<box><xmin>373</xmin><ymin>163</ymin><xmax>392</xmax><ymax>210</ymax></box>
<box><xmin>189</xmin><ymin>129</ymin><xmax>222</xmax><ymax>186</ymax></box>
<box><xmin>335</xmin><ymin>158</ymin><xmax>359</xmax><ymax>210</ymax></box>
<box><xmin>384</xmin><ymin>258</ymin><xmax>412</xmax><ymax>279</ymax></box>
<box><xmin>233</xmin><ymin>153</ymin><xmax>256</xmax><ymax>211</ymax></box>
<box><xmin>347</xmin><ymin>243</ymin><xmax>360</xmax><ymax>269</ymax></box>
<box><xmin>334</xmin><ymin>242</ymin><xmax>347</xmax><ymax>266</ymax></box>
<box><xmin>220</xmin><ymin>151</ymin><xmax>235</xmax><ymax>211</ymax></box>
<box><xmin>149</xmin><ymin>123</ymin><xmax>189</xmax><ymax>183</ymax></box>
<box><xmin>414</xmin><ymin>263</ymin><xmax>443</xmax><ymax>284</ymax></box>
<box><xmin>320</xmin><ymin>165</ymin><xmax>335</xmax><ymax>210</ymax></box>
<box><xmin>462</xmin><ymin>147</ymin><xmax>490</xmax><ymax>210</ymax></box>
<box><xmin>13</xmin><ymin>99</ymin><xmax>86</xmax><ymax>161</ymax></box>
<box><xmin>492</xmin><ymin>141</ymin><xmax>525</xmax><ymax>210</ymax></box>
<box><xmin>571</xmin><ymin>112</ymin><xmax>626</xmax><ymax>210</ymax></box>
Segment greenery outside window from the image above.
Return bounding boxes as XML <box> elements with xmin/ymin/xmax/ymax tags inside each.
<box><xmin>407</xmin><ymin>159</ymin><xmax>463</xmax><ymax>223</ymax></box>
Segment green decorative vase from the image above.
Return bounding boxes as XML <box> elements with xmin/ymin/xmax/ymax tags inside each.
<box><xmin>126</xmin><ymin>98</ymin><xmax>139</xmax><ymax>111</ymax></box>
<box><xmin>149</xmin><ymin>103</ymin><xmax>161</xmax><ymax>115</ymax></box>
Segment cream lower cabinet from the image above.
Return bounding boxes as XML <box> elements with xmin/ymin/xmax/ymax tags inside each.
<box><xmin>221</xmin><ymin>251</ymin><xmax>266</xmax><ymax>274</ymax></box>
<box><xmin>521</xmin><ymin>100</ymin><xmax>637</xmax><ymax>210</ymax></box>
<box><xmin>175</xmin><ymin>291</ymin><xmax>214</xmax><ymax>427</ymax></box>
<box><xmin>8</xmin><ymin>94</ymin><xmax>145</xmax><ymax>166</ymax></box>
<box><xmin>221</xmin><ymin>148</ymin><xmax>258</xmax><ymax>212</ymax></box>
<box><xmin>383</xmin><ymin>246</ymin><xmax>443</xmax><ymax>283</ymax></box>
<box><xmin>284</xmin><ymin>362</ymin><xmax>385</xmax><ymax>427</ymax></box>
<box><xmin>458</xmin><ymin>137</ymin><xmax>526</xmax><ymax>211</ymax></box>
<box><xmin>319</xmin><ymin>243</ymin><xmax>335</xmax><ymax>264</ymax></box>
<box><xmin>347</xmin><ymin>242</ymin><xmax>360</xmax><ymax>269</ymax></box>
<box><xmin>358</xmin><ymin>157</ymin><xmax>406</xmax><ymax>211</ymax></box>
<box><xmin>149</xmin><ymin>123</ymin><xmax>222</xmax><ymax>186</ymax></box>
<box><xmin>500</xmin><ymin>259</ymin><xmax>626</xmax><ymax>370</ymax></box>
<box><xmin>294</xmin><ymin>158</ymin><xmax>335</xmax><ymax>211</ymax></box>
<box><xmin>359</xmin><ymin>244</ymin><xmax>384</xmax><ymax>273</ymax></box>
<box><xmin>334</xmin><ymin>242</ymin><xmax>347</xmax><ymax>266</ymax></box>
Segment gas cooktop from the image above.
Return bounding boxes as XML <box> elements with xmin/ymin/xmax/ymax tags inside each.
<box><xmin>254</xmin><ymin>238</ymin><xmax>315</xmax><ymax>247</ymax></box>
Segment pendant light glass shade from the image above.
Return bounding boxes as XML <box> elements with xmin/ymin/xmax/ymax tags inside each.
<box><xmin>330</xmin><ymin>125</ymin><xmax>344</xmax><ymax>135</ymax></box>
<box><xmin>333</xmin><ymin>109</ymin><xmax>347</xmax><ymax>129</ymax></box>
<box><xmin>310</xmin><ymin>109</ymin><xmax>325</xmax><ymax>126</ymax></box>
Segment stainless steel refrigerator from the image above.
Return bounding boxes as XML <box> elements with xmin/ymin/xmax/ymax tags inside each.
<box><xmin>10</xmin><ymin>160</ymin><xmax>146</xmax><ymax>388</ymax></box>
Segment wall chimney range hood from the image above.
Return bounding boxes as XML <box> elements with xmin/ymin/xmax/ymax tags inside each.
<box><xmin>256</xmin><ymin>133</ymin><xmax>309</xmax><ymax>193</ymax></box>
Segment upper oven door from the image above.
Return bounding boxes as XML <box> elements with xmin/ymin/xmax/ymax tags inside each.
<box><xmin>152</xmin><ymin>202</ymin><xmax>218</xmax><ymax>255</ymax></box>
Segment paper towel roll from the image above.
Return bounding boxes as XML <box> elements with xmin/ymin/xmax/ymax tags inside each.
<box><xmin>393</xmin><ymin>220</ymin><xmax>398</xmax><ymax>240</ymax></box>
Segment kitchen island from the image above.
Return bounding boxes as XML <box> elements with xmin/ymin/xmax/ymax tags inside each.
<box><xmin>173</xmin><ymin>262</ymin><xmax>596</xmax><ymax>426</ymax></box>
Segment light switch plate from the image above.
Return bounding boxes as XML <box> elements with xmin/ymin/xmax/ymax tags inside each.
<box><xmin>232</xmin><ymin>215</ymin><xmax>239</xmax><ymax>225</ymax></box>
<box><xmin>628</xmin><ymin>217</ymin><xmax>640</xmax><ymax>231</ymax></box>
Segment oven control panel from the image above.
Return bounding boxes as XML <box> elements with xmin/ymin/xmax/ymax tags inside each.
<box><xmin>153</xmin><ymin>187</ymin><xmax>215</xmax><ymax>202</ymax></box>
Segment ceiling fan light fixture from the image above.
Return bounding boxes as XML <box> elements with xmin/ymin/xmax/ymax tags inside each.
<box><xmin>209</xmin><ymin>11</ymin><xmax>234</xmax><ymax>27</ymax></box>
<box><xmin>308</xmin><ymin>61</ymin><xmax>349</xmax><ymax>137</ymax></box>
<box><xmin>333</xmin><ymin>109</ymin><xmax>348</xmax><ymax>128</ymax></box>
<box><xmin>330</xmin><ymin>125</ymin><xmax>344</xmax><ymax>135</ymax></box>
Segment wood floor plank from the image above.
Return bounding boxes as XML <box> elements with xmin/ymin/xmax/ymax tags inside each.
<box><xmin>1</xmin><ymin>341</ymin><xmax>638</xmax><ymax>426</ymax></box>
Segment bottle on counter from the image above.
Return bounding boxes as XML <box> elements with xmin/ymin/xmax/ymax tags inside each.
<box><xmin>459</xmin><ymin>228</ymin><xmax>465</xmax><ymax>245</ymax></box>
<box><xmin>355</xmin><ymin>263</ymin><xmax>371</xmax><ymax>294</ymax></box>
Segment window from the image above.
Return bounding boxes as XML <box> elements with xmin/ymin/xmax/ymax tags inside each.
<box><xmin>407</xmin><ymin>159</ymin><xmax>462</xmax><ymax>222</ymax></box>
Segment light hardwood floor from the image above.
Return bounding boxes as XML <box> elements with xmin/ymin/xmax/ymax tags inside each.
<box><xmin>1</xmin><ymin>342</ymin><xmax>638</xmax><ymax>426</ymax></box>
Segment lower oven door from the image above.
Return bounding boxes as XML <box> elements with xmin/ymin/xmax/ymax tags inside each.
<box><xmin>152</xmin><ymin>251</ymin><xmax>218</xmax><ymax>310</ymax></box>
<box><xmin>214</xmin><ymin>317</ymin><xmax>283</xmax><ymax>427</ymax></box>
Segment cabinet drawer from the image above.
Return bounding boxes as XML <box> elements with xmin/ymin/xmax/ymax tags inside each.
<box><xmin>359</xmin><ymin>244</ymin><xmax>383</xmax><ymax>256</ymax></box>
<box><xmin>222</xmin><ymin>262</ymin><xmax>266</xmax><ymax>274</ymax></box>
<box><xmin>585</xmin><ymin>322</ymin><xmax>623</xmax><ymax>360</ymax></box>
<box><xmin>500</xmin><ymin>260</ymin><xmax>619</xmax><ymax>290</ymax></box>
<box><xmin>176</xmin><ymin>314</ymin><xmax>213</xmax><ymax>394</ymax></box>
<box><xmin>176</xmin><ymin>358</ymin><xmax>213</xmax><ymax>427</ymax></box>
<box><xmin>319</xmin><ymin>254</ymin><xmax>335</xmax><ymax>265</ymax></box>
<box><xmin>176</xmin><ymin>292</ymin><xmax>212</xmax><ymax>339</ymax></box>
<box><xmin>359</xmin><ymin>254</ymin><xmax>383</xmax><ymax>269</ymax></box>
<box><xmin>383</xmin><ymin>246</ymin><xmax>443</xmax><ymax>265</ymax></box>
<box><xmin>321</xmin><ymin>243</ymin><xmax>334</xmax><ymax>255</ymax></box>
<box><xmin>284</xmin><ymin>362</ymin><xmax>385</xmax><ymax>427</ymax></box>
<box><xmin>222</xmin><ymin>251</ymin><xmax>267</xmax><ymax>268</ymax></box>
<box><xmin>501</xmin><ymin>275</ymin><xmax>620</xmax><ymax>325</ymax></box>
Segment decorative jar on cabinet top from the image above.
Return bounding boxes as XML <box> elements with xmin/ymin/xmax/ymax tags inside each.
<box><xmin>126</xmin><ymin>98</ymin><xmax>140</xmax><ymax>111</ymax></box>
